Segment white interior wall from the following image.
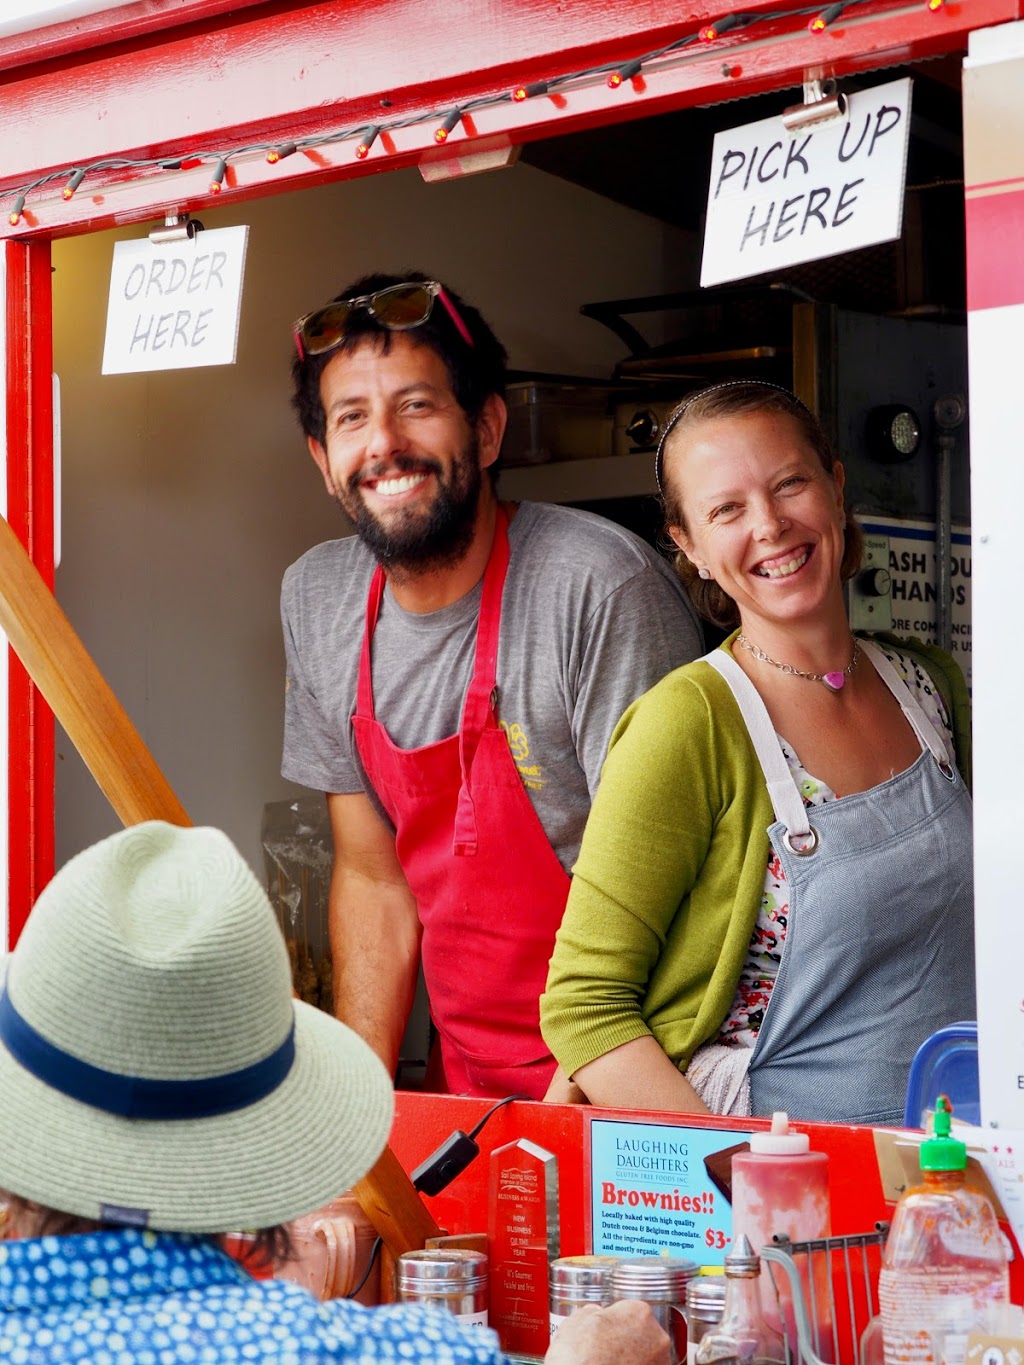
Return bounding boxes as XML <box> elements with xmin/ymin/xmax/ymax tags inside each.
<box><xmin>51</xmin><ymin>162</ymin><xmax>698</xmax><ymax>877</ymax></box>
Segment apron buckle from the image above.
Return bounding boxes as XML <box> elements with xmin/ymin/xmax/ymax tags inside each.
<box><xmin>783</xmin><ymin>825</ymin><xmax>820</xmax><ymax>857</ymax></box>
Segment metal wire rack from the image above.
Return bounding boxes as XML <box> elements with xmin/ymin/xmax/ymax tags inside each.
<box><xmin>760</xmin><ymin>1223</ymin><xmax>890</xmax><ymax>1365</ymax></box>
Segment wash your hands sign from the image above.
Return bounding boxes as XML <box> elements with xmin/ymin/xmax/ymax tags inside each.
<box><xmin>700</xmin><ymin>78</ymin><xmax>912</xmax><ymax>287</ymax></box>
<box><xmin>102</xmin><ymin>225</ymin><xmax>248</xmax><ymax>374</ymax></box>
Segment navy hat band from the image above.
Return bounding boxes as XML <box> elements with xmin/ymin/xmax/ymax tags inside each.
<box><xmin>0</xmin><ymin>986</ymin><xmax>295</xmax><ymax>1120</ymax></box>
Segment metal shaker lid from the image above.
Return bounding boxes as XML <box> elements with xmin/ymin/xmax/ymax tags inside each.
<box><xmin>685</xmin><ymin>1275</ymin><xmax>728</xmax><ymax>1311</ymax></box>
<box><xmin>723</xmin><ymin>1233</ymin><xmax>761</xmax><ymax>1275</ymax></box>
<box><xmin>550</xmin><ymin>1255</ymin><xmax>620</xmax><ymax>1289</ymax></box>
<box><xmin>397</xmin><ymin>1248</ymin><xmax>489</xmax><ymax>1284</ymax></box>
<box><xmin>610</xmin><ymin>1254</ymin><xmax>700</xmax><ymax>1300</ymax></box>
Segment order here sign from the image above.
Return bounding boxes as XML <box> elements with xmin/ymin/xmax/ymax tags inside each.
<box><xmin>102</xmin><ymin>225</ymin><xmax>249</xmax><ymax>374</ymax></box>
<box><xmin>700</xmin><ymin>77</ymin><xmax>912</xmax><ymax>287</ymax></box>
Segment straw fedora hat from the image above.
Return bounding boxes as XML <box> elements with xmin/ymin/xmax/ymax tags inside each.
<box><xmin>0</xmin><ymin>821</ymin><xmax>394</xmax><ymax>1232</ymax></box>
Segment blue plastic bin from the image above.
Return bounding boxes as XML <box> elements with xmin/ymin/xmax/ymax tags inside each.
<box><xmin>903</xmin><ymin>1020</ymin><xmax>979</xmax><ymax>1129</ymax></box>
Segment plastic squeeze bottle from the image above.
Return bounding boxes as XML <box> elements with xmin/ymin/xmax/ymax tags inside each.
<box><xmin>878</xmin><ymin>1095</ymin><xmax>1009</xmax><ymax>1365</ymax></box>
<box><xmin>730</xmin><ymin>1112</ymin><xmax>832</xmax><ymax>1362</ymax></box>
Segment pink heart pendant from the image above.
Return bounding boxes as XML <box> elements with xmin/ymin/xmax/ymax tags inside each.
<box><xmin>822</xmin><ymin>671</ymin><xmax>846</xmax><ymax>691</ymax></box>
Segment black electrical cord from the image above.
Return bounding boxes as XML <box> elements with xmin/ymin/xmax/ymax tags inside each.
<box><xmin>346</xmin><ymin>1234</ymin><xmax>383</xmax><ymax>1299</ymax></box>
<box><xmin>466</xmin><ymin>1092</ymin><xmax>529</xmax><ymax>1140</ymax></box>
<box><xmin>410</xmin><ymin>1093</ymin><xmax>530</xmax><ymax>1196</ymax></box>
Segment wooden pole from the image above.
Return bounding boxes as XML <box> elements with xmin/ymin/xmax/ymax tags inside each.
<box><xmin>0</xmin><ymin>512</ymin><xmax>189</xmax><ymax>828</ymax></box>
<box><xmin>352</xmin><ymin>1146</ymin><xmax>442</xmax><ymax>1257</ymax></box>
<box><xmin>0</xmin><ymin>511</ymin><xmax>440</xmax><ymax>1255</ymax></box>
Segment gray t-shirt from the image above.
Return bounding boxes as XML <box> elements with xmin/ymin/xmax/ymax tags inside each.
<box><xmin>281</xmin><ymin>501</ymin><xmax>702</xmax><ymax>873</ymax></box>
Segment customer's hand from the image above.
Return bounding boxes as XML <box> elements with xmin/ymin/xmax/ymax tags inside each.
<box><xmin>543</xmin><ymin>1300</ymin><xmax>671</xmax><ymax>1364</ymax></box>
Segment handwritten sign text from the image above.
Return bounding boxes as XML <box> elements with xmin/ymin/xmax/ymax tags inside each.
<box><xmin>701</xmin><ymin>78</ymin><xmax>912</xmax><ymax>287</ymax></box>
<box><xmin>102</xmin><ymin>225</ymin><xmax>249</xmax><ymax>374</ymax></box>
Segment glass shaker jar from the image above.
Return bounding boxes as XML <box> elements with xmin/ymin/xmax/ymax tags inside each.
<box><xmin>396</xmin><ymin>1248</ymin><xmax>490</xmax><ymax>1327</ymax></box>
<box><xmin>685</xmin><ymin>1275</ymin><xmax>727</xmax><ymax>1364</ymax></box>
<box><xmin>694</xmin><ymin>1235</ymin><xmax>786</xmax><ymax>1365</ymax></box>
<box><xmin>610</xmin><ymin>1255</ymin><xmax>700</xmax><ymax>1365</ymax></box>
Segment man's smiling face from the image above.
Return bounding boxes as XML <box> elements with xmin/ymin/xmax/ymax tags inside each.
<box><xmin>308</xmin><ymin>334</ymin><xmax>495</xmax><ymax>572</ymax></box>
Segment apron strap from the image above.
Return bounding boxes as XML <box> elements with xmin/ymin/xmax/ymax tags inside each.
<box><xmin>353</xmin><ymin>505</ymin><xmax>512</xmax><ymax>858</ymax></box>
<box><xmin>355</xmin><ymin>566</ymin><xmax>387</xmax><ymax>722</ymax></box>
<box><xmin>705</xmin><ymin>649</ymin><xmax>812</xmax><ymax>841</ymax></box>
<box><xmin>453</xmin><ymin>505</ymin><xmax>511</xmax><ymax>857</ymax></box>
<box><xmin>354</xmin><ymin>508</ymin><xmax>509</xmax><ymax>731</ymax></box>
<box><xmin>706</xmin><ymin>636</ymin><xmax>957</xmax><ymax>847</ymax></box>
<box><xmin>857</xmin><ymin>639</ymin><xmax>954</xmax><ymax>771</ymax></box>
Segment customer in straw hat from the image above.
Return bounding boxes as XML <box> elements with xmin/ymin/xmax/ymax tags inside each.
<box><xmin>0</xmin><ymin>820</ymin><xmax>668</xmax><ymax>1364</ymax></box>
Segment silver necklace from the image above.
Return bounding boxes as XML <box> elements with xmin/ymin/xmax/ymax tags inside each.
<box><xmin>735</xmin><ymin>634</ymin><xmax>861</xmax><ymax>693</ymax></box>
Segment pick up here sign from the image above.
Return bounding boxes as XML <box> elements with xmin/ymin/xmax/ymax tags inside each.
<box><xmin>700</xmin><ymin>77</ymin><xmax>912</xmax><ymax>287</ymax></box>
<box><xmin>102</xmin><ymin>225</ymin><xmax>249</xmax><ymax>374</ymax></box>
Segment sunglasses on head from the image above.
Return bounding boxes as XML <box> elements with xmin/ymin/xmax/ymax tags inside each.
<box><xmin>292</xmin><ymin>281</ymin><xmax>475</xmax><ymax>360</ymax></box>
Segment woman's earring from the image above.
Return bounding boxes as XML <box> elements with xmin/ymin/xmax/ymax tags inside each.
<box><xmin>697</xmin><ymin>567</ymin><xmax>712</xmax><ymax>581</ymax></box>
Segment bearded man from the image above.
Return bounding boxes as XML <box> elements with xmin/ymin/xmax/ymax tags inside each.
<box><xmin>282</xmin><ymin>272</ymin><xmax>702</xmax><ymax>1099</ymax></box>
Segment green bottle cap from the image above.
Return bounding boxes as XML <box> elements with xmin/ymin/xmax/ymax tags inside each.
<box><xmin>919</xmin><ymin>1095</ymin><xmax>967</xmax><ymax>1172</ymax></box>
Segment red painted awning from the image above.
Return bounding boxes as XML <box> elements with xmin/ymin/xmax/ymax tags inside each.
<box><xmin>0</xmin><ymin>0</ymin><xmax>1015</xmax><ymax>239</ymax></box>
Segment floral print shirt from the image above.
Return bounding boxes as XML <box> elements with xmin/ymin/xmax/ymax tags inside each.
<box><xmin>0</xmin><ymin>1228</ymin><xmax>509</xmax><ymax>1364</ymax></box>
<box><xmin>718</xmin><ymin>647</ymin><xmax>955</xmax><ymax>1048</ymax></box>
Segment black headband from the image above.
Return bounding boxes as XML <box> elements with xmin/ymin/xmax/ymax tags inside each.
<box><xmin>653</xmin><ymin>381</ymin><xmax>815</xmax><ymax>494</ymax></box>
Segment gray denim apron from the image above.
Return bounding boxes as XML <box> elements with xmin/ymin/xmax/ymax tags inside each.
<box><xmin>705</xmin><ymin>641</ymin><xmax>975</xmax><ymax>1125</ymax></box>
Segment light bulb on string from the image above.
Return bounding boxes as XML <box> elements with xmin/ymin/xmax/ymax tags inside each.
<box><xmin>699</xmin><ymin>13</ymin><xmax>741</xmax><ymax>41</ymax></box>
<box><xmin>62</xmin><ymin>167</ymin><xmax>86</xmax><ymax>200</ymax></box>
<box><xmin>809</xmin><ymin>2</ymin><xmax>845</xmax><ymax>29</ymax></box>
<box><xmin>266</xmin><ymin>142</ymin><xmax>297</xmax><ymax>164</ymax></box>
<box><xmin>209</xmin><ymin>158</ymin><xmax>228</xmax><ymax>194</ymax></box>
<box><xmin>434</xmin><ymin>108</ymin><xmax>463</xmax><ymax>143</ymax></box>
<box><xmin>9</xmin><ymin>193</ymin><xmax>25</xmax><ymax>226</ymax></box>
<box><xmin>512</xmin><ymin>80</ymin><xmax>549</xmax><ymax>101</ymax></box>
<box><xmin>608</xmin><ymin>59</ymin><xmax>642</xmax><ymax>88</ymax></box>
<box><xmin>162</xmin><ymin>155</ymin><xmax>204</xmax><ymax>172</ymax></box>
<box><xmin>355</xmin><ymin>126</ymin><xmax>381</xmax><ymax>159</ymax></box>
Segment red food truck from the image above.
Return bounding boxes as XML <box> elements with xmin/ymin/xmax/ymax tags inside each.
<box><xmin>2</xmin><ymin>1</ymin><xmax>1023</xmax><ymax>1354</ymax></box>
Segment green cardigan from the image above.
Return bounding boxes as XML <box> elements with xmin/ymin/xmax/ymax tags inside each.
<box><xmin>539</xmin><ymin>632</ymin><xmax>971</xmax><ymax>1081</ymax></box>
<box><xmin>540</xmin><ymin>645</ymin><xmax>772</xmax><ymax>1079</ymax></box>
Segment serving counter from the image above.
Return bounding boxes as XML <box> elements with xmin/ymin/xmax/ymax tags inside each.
<box><xmin>380</xmin><ymin>1092</ymin><xmax>1024</xmax><ymax>1360</ymax></box>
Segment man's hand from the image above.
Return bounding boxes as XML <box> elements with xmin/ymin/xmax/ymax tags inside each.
<box><xmin>542</xmin><ymin>1301</ymin><xmax>672</xmax><ymax>1365</ymax></box>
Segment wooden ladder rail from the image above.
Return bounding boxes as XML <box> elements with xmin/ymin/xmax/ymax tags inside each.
<box><xmin>0</xmin><ymin>511</ymin><xmax>439</xmax><ymax>1256</ymax></box>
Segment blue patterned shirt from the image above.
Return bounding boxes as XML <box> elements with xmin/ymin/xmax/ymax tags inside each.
<box><xmin>0</xmin><ymin>1228</ymin><xmax>511</xmax><ymax>1363</ymax></box>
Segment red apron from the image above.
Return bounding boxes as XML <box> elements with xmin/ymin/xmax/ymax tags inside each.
<box><xmin>351</xmin><ymin>508</ymin><xmax>567</xmax><ymax>1099</ymax></box>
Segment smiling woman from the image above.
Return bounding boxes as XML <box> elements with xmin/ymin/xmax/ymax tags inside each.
<box><xmin>665</xmin><ymin>406</ymin><xmax>848</xmax><ymax>643</ymax></box>
<box><xmin>655</xmin><ymin>383</ymin><xmax>862</xmax><ymax>635</ymax></box>
<box><xmin>540</xmin><ymin>380</ymin><xmax>976</xmax><ymax>1127</ymax></box>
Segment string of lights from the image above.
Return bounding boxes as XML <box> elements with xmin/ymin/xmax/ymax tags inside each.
<box><xmin>4</xmin><ymin>0</ymin><xmax>946</xmax><ymax>226</ymax></box>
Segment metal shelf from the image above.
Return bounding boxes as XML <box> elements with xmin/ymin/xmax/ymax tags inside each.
<box><xmin>497</xmin><ymin>452</ymin><xmax>657</xmax><ymax>504</ymax></box>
